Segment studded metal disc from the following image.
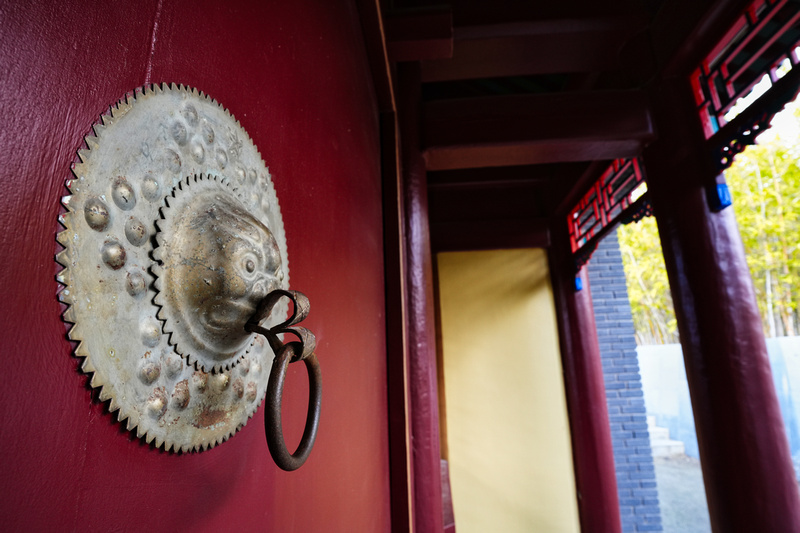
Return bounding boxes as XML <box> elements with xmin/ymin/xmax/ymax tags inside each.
<box><xmin>56</xmin><ymin>83</ymin><xmax>289</xmax><ymax>452</ymax></box>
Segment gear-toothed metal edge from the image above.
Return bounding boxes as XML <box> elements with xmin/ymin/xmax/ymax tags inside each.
<box><xmin>152</xmin><ymin>173</ymin><xmax>258</xmax><ymax>373</ymax></box>
<box><xmin>56</xmin><ymin>82</ymin><xmax>287</xmax><ymax>452</ymax></box>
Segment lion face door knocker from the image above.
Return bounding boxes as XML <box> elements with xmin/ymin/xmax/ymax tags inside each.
<box><xmin>57</xmin><ymin>84</ymin><xmax>320</xmax><ymax>471</ymax></box>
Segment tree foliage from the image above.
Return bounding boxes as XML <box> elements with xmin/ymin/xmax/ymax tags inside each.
<box><xmin>617</xmin><ymin>217</ymin><xmax>678</xmax><ymax>345</ymax></box>
<box><xmin>725</xmin><ymin>116</ymin><xmax>800</xmax><ymax>338</ymax></box>
<box><xmin>618</xmin><ymin>104</ymin><xmax>800</xmax><ymax>343</ymax></box>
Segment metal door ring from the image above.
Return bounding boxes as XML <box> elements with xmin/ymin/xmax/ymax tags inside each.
<box><xmin>245</xmin><ymin>289</ymin><xmax>321</xmax><ymax>471</ymax></box>
<box><xmin>266</xmin><ymin>348</ymin><xmax>321</xmax><ymax>471</ymax></box>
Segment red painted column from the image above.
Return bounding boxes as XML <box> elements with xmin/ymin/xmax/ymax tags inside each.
<box><xmin>397</xmin><ymin>61</ymin><xmax>445</xmax><ymax>533</ymax></box>
<box><xmin>643</xmin><ymin>78</ymin><xmax>800</xmax><ymax>532</ymax></box>
<box><xmin>550</xmin><ymin>223</ymin><xmax>622</xmax><ymax>533</ymax></box>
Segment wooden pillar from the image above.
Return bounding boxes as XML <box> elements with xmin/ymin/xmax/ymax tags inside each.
<box><xmin>643</xmin><ymin>77</ymin><xmax>800</xmax><ymax>532</ymax></box>
<box><xmin>397</xmin><ymin>61</ymin><xmax>445</xmax><ymax>533</ymax></box>
<box><xmin>550</xmin><ymin>223</ymin><xmax>622</xmax><ymax>533</ymax></box>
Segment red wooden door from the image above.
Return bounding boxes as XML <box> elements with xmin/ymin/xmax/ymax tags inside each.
<box><xmin>0</xmin><ymin>1</ymin><xmax>390</xmax><ymax>530</ymax></box>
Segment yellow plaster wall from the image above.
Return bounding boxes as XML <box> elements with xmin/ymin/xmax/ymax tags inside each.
<box><xmin>437</xmin><ymin>249</ymin><xmax>580</xmax><ymax>533</ymax></box>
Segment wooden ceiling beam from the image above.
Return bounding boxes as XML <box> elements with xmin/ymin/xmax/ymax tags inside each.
<box><xmin>428</xmin><ymin>178</ymin><xmax>548</xmax><ymax>191</ymax></box>
<box><xmin>423</xmin><ymin>90</ymin><xmax>655</xmax><ymax>170</ymax></box>
<box><xmin>420</xmin><ymin>16</ymin><xmax>647</xmax><ymax>82</ymax></box>
<box><xmin>440</xmin><ymin>0</ymin><xmax>647</xmax><ymax>27</ymax></box>
<box><xmin>427</xmin><ymin>164</ymin><xmax>564</xmax><ymax>188</ymax></box>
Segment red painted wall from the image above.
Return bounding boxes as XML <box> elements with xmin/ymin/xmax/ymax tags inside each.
<box><xmin>0</xmin><ymin>1</ymin><xmax>390</xmax><ymax>531</ymax></box>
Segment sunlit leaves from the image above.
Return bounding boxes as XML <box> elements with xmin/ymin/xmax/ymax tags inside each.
<box><xmin>726</xmin><ymin>114</ymin><xmax>800</xmax><ymax>337</ymax></box>
<box><xmin>618</xmin><ymin>218</ymin><xmax>678</xmax><ymax>344</ymax></box>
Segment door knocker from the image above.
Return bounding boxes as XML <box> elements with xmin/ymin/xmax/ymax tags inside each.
<box><xmin>56</xmin><ymin>84</ymin><xmax>321</xmax><ymax>470</ymax></box>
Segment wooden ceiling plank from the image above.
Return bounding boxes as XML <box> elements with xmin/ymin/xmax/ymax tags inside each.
<box><xmin>430</xmin><ymin>217</ymin><xmax>551</xmax><ymax>252</ymax></box>
<box><xmin>427</xmin><ymin>164</ymin><xmax>560</xmax><ymax>186</ymax></box>
<box><xmin>422</xmin><ymin>90</ymin><xmax>655</xmax><ymax>170</ymax></box>
<box><xmin>425</xmin><ymin>141</ymin><xmax>644</xmax><ymax>170</ymax></box>
<box><xmin>428</xmin><ymin>182</ymin><xmax>547</xmax><ymax>222</ymax></box>
<box><xmin>428</xmin><ymin>178</ymin><xmax>549</xmax><ymax>190</ymax></box>
<box><xmin>420</xmin><ymin>16</ymin><xmax>647</xmax><ymax>82</ymax></box>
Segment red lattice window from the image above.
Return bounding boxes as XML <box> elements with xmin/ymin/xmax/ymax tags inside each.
<box><xmin>691</xmin><ymin>0</ymin><xmax>800</xmax><ymax>138</ymax></box>
<box><xmin>568</xmin><ymin>158</ymin><xmax>647</xmax><ymax>255</ymax></box>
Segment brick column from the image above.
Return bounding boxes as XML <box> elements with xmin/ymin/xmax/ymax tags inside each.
<box><xmin>588</xmin><ymin>231</ymin><xmax>663</xmax><ymax>533</ymax></box>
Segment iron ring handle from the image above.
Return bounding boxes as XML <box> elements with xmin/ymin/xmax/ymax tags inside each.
<box><xmin>265</xmin><ymin>345</ymin><xmax>322</xmax><ymax>471</ymax></box>
<box><xmin>246</xmin><ymin>289</ymin><xmax>321</xmax><ymax>471</ymax></box>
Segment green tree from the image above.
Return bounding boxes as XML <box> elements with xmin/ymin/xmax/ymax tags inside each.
<box><xmin>617</xmin><ymin>217</ymin><xmax>678</xmax><ymax>344</ymax></box>
<box><xmin>725</xmin><ymin>126</ymin><xmax>800</xmax><ymax>337</ymax></box>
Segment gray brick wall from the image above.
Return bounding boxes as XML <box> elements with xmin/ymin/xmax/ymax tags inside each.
<box><xmin>587</xmin><ymin>229</ymin><xmax>663</xmax><ymax>533</ymax></box>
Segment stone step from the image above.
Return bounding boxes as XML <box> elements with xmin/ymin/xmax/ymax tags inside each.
<box><xmin>647</xmin><ymin>415</ymin><xmax>686</xmax><ymax>457</ymax></box>
<box><xmin>649</xmin><ymin>426</ymin><xmax>670</xmax><ymax>441</ymax></box>
<box><xmin>651</xmin><ymin>439</ymin><xmax>686</xmax><ymax>457</ymax></box>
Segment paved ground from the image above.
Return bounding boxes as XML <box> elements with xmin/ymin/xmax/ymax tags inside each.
<box><xmin>654</xmin><ymin>456</ymin><xmax>711</xmax><ymax>533</ymax></box>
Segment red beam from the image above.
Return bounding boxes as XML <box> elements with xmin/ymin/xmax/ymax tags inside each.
<box><xmin>423</xmin><ymin>91</ymin><xmax>654</xmax><ymax>170</ymax></box>
<box><xmin>386</xmin><ymin>8</ymin><xmax>453</xmax><ymax>62</ymax></box>
<box><xmin>420</xmin><ymin>17</ymin><xmax>646</xmax><ymax>82</ymax></box>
